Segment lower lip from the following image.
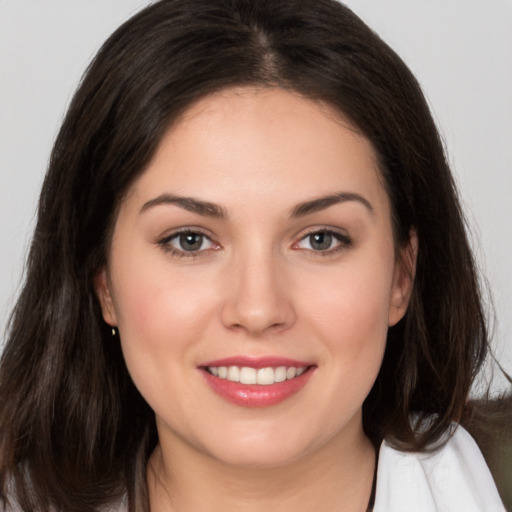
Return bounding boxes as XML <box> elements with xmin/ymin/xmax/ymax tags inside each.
<box><xmin>200</xmin><ymin>368</ymin><xmax>314</xmax><ymax>408</ymax></box>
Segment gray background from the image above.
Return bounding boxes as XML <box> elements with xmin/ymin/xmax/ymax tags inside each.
<box><xmin>1</xmin><ymin>0</ymin><xmax>511</xmax><ymax>391</ymax></box>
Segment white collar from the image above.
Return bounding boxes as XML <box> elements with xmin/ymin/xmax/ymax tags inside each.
<box><xmin>373</xmin><ymin>424</ymin><xmax>505</xmax><ymax>511</ymax></box>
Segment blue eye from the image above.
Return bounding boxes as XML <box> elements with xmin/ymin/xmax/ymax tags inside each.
<box><xmin>159</xmin><ymin>230</ymin><xmax>218</xmax><ymax>255</ymax></box>
<box><xmin>174</xmin><ymin>232</ymin><xmax>206</xmax><ymax>251</ymax></box>
<box><xmin>296</xmin><ymin>230</ymin><xmax>351</xmax><ymax>252</ymax></box>
<box><xmin>308</xmin><ymin>232</ymin><xmax>334</xmax><ymax>251</ymax></box>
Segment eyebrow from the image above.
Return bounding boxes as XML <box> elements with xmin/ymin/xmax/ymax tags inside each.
<box><xmin>140</xmin><ymin>194</ymin><xmax>227</xmax><ymax>219</ymax></box>
<box><xmin>140</xmin><ymin>191</ymin><xmax>373</xmax><ymax>220</ymax></box>
<box><xmin>290</xmin><ymin>192</ymin><xmax>374</xmax><ymax>217</ymax></box>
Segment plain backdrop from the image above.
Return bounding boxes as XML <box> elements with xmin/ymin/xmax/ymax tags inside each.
<box><xmin>1</xmin><ymin>0</ymin><xmax>511</xmax><ymax>390</ymax></box>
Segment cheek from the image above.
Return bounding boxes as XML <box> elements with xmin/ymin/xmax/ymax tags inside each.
<box><xmin>311</xmin><ymin>287</ymin><xmax>389</xmax><ymax>385</ymax></box>
<box><xmin>113</xmin><ymin>247</ymin><xmax>212</xmax><ymax>327</ymax></box>
<box><xmin>297</xmin><ymin>248</ymin><xmax>395</xmax><ymax>412</ymax></box>
<box><xmin>305</xmin><ymin>260</ymin><xmax>394</xmax><ymax>346</ymax></box>
<box><xmin>109</xmin><ymin>252</ymin><xmax>220</xmax><ymax>377</ymax></box>
<box><xmin>299</xmin><ymin>257</ymin><xmax>393</xmax><ymax>419</ymax></box>
<box><xmin>109</xmin><ymin>258</ymin><xmax>224</xmax><ymax>419</ymax></box>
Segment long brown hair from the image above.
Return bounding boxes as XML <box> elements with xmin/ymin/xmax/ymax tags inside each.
<box><xmin>0</xmin><ymin>1</ymin><xmax>500</xmax><ymax>510</ymax></box>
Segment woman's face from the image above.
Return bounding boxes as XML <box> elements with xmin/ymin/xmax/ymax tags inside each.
<box><xmin>96</xmin><ymin>87</ymin><xmax>414</xmax><ymax>467</ymax></box>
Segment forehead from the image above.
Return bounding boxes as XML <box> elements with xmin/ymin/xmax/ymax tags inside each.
<box><xmin>125</xmin><ymin>86</ymin><xmax>388</xmax><ymax>217</ymax></box>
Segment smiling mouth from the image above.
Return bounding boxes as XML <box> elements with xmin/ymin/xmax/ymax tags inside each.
<box><xmin>205</xmin><ymin>365</ymin><xmax>309</xmax><ymax>385</ymax></box>
<box><xmin>200</xmin><ymin>357</ymin><xmax>316</xmax><ymax>407</ymax></box>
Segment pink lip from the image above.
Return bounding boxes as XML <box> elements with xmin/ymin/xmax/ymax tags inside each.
<box><xmin>200</xmin><ymin>355</ymin><xmax>314</xmax><ymax>369</ymax></box>
<box><xmin>198</xmin><ymin>356</ymin><xmax>316</xmax><ymax>408</ymax></box>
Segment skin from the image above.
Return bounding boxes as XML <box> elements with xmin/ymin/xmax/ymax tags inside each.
<box><xmin>96</xmin><ymin>87</ymin><xmax>416</xmax><ymax>511</ymax></box>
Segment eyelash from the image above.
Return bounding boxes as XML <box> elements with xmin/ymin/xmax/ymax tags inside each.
<box><xmin>157</xmin><ymin>229</ymin><xmax>219</xmax><ymax>258</ymax></box>
<box><xmin>157</xmin><ymin>228</ymin><xmax>352</xmax><ymax>258</ymax></box>
<box><xmin>293</xmin><ymin>229</ymin><xmax>352</xmax><ymax>256</ymax></box>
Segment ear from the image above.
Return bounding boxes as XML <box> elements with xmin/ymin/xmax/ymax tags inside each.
<box><xmin>388</xmin><ymin>230</ymin><xmax>418</xmax><ymax>326</ymax></box>
<box><xmin>94</xmin><ymin>267</ymin><xmax>118</xmax><ymax>326</ymax></box>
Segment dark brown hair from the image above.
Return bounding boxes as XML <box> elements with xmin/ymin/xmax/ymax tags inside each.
<box><xmin>0</xmin><ymin>0</ymin><xmax>499</xmax><ymax>510</ymax></box>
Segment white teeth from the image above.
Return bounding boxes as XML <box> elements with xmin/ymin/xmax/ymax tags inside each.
<box><xmin>274</xmin><ymin>366</ymin><xmax>287</xmax><ymax>382</ymax></box>
<box><xmin>257</xmin><ymin>367</ymin><xmax>274</xmax><ymax>385</ymax></box>
<box><xmin>239</xmin><ymin>367</ymin><xmax>257</xmax><ymax>384</ymax></box>
<box><xmin>227</xmin><ymin>366</ymin><xmax>240</xmax><ymax>381</ymax></box>
<box><xmin>286</xmin><ymin>367</ymin><xmax>297</xmax><ymax>379</ymax></box>
<box><xmin>207</xmin><ymin>365</ymin><xmax>308</xmax><ymax>385</ymax></box>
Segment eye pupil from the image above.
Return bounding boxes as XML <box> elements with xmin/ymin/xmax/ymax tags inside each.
<box><xmin>310</xmin><ymin>232</ymin><xmax>332</xmax><ymax>251</ymax></box>
<box><xmin>179</xmin><ymin>233</ymin><xmax>203</xmax><ymax>251</ymax></box>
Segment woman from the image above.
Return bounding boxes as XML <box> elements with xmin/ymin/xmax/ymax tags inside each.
<box><xmin>0</xmin><ymin>0</ymin><xmax>509</xmax><ymax>510</ymax></box>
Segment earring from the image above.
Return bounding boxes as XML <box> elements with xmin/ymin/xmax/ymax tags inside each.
<box><xmin>112</xmin><ymin>327</ymin><xmax>117</xmax><ymax>336</ymax></box>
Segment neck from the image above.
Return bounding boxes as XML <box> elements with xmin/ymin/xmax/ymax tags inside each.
<box><xmin>147</xmin><ymin>418</ymin><xmax>376</xmax><ymax>512</ymax></box>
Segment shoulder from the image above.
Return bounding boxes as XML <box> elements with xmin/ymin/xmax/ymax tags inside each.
<box><xmin>463</xmin><ymin>396</ymin><xmax>512</xmax><ymax>511</ymax></box>
<box><xmin>0</xmin><ymin>496</ymin><xmax>128</xmax><ymax>512</ymax></box>
<box><xmin>373</xmin><ymin>424</ymin><xmax>506</xmax><ymax>512</ymax></box>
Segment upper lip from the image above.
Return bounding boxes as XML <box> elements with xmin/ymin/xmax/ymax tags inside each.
<box><xmin>199</xmin><ymin>355</ymin><xmax>315</xmax><ymax>369</ymax></box>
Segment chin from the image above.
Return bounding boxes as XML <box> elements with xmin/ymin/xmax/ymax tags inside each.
<box><xmin>197</xmin><ymin>423</ymin><xmax>325</xmax><ymax>469</ymax></box>
<box><xmin>212</xmin><ymin>444</ymin><xmax>308</xmax><ymax>469</ymax></box>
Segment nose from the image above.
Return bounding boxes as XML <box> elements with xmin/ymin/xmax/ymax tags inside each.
<box><xmin>221</xmin><ymin>250</ymin><xmax>296</xmax><ymax>336</ymax></box>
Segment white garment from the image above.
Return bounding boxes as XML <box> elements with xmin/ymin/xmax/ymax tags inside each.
<box><xmin>373</xmin><ymin>424</ymin><xmax>506</xmax><ymax>512</ymax></box>
<box><xmin>4</xmin><ymin>426</ymin><xmax>505</xmax><ymax>511</ymax></box>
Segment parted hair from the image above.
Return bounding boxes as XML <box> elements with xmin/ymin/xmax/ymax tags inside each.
<box><xmin>0</xmin><ymin>1</ymin><xmax>493</xmax><ymax>510</ymax></box>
